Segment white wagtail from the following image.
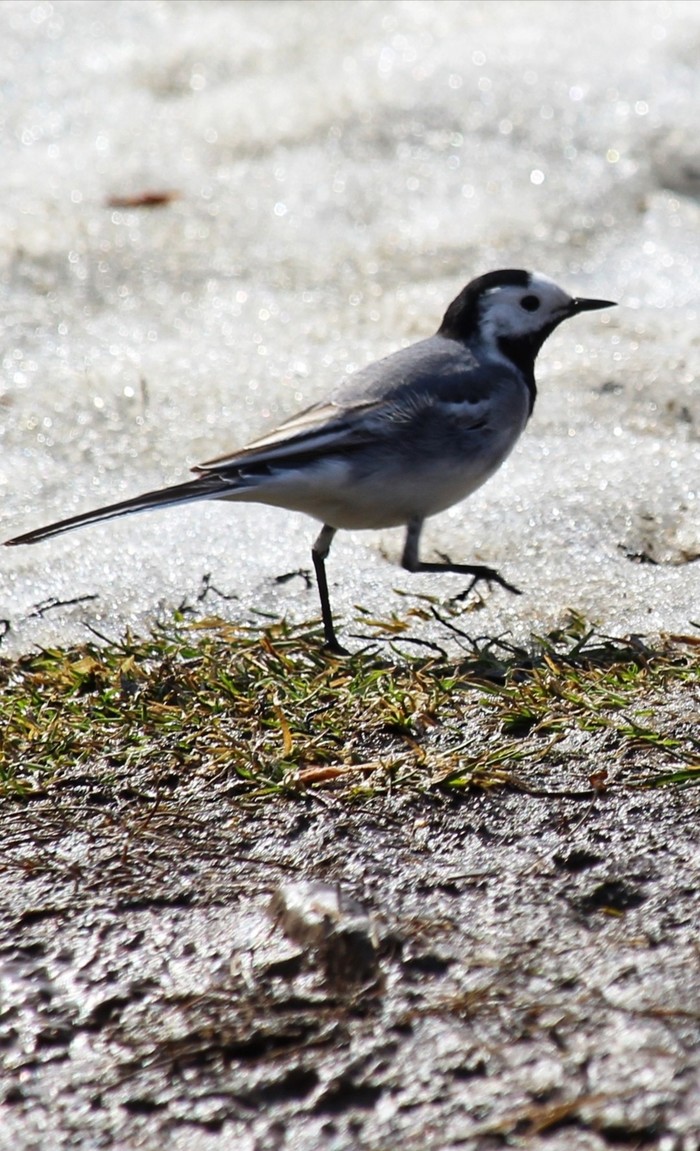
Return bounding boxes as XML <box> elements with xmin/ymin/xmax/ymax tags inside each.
<box><xmin>5</xmin><ymin>270</ymin><xmax>615</xmax><ymax>652</ymax></box>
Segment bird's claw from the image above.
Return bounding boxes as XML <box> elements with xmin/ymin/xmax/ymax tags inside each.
<box><xmin>452</xmin><ymin>568</ymin><xmax>522</xmax><ymax>603</ymax></box>
<box><xmin>322</xmin><ymin>638</ymin><xmax>351</xmax><ymax>657</ymax></box>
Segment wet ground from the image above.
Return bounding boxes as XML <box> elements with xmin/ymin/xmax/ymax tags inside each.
<box><xmin>2</xmin><ymin>764</ymin><xmax>699</xmax><ymax>1150</ymax></box>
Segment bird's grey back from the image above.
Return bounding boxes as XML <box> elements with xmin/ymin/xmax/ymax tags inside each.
<box><xmin>331</xmin><ymin>333</ymin><xmax>517</xmax><ymax>410</ymax></box>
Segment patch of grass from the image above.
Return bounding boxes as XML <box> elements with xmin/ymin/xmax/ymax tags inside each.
<box><xmin>0</xmin><ymin>610</ymin><xmax>698</xmax><ymax>798</ymax></box>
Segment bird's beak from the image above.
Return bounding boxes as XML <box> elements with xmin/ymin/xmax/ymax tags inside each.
<box><xmin>570</xmin><ymin>296</ymin><xmax>617</xmax><ymax>314</ymax></box>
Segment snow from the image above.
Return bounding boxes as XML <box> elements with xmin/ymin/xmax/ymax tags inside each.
<box><xmin>1</xmin><ymin>0</ymin><xmax>698</xmax><ymax>653</ymax></box>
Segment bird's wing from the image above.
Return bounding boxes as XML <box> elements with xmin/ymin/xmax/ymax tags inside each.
<box><xmin>193</xmin><ymin>397</ymin><xmax>382</xmax><ymax>473</ymax></box>
<box><xmin>194</xmin><ymin>337</ymin><xmax>495</xmax><ymax>475</ymax></box>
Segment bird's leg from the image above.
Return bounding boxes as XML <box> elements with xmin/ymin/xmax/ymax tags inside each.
<box><xmin>401</xmin><ymin>517</ymin><xmax>521</xmax><ymax>596</ymax></box>
<box><xmin>311</xmin><ymin>524</ymin><xmax>348</xmax><ymax>655</ymax></box>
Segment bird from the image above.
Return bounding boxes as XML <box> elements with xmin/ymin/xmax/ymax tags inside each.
<box><xmin>4</xmin><ymin>269</ymin><xmax>615</xmax><ymax>653</ymax></box>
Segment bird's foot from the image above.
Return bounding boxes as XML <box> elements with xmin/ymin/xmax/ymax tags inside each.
<box><xmin>322</xmin><ymin>637</ymin><xmax>351</xmax><ymax>657</ymax></box>
<box><xmin>434</xmin><ymin>555</ymin><xmax>522</xmax><ymax>600</ymax></box>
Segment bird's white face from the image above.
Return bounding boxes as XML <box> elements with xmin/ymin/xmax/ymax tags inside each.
<box><xmin>477</xmin><ymin>273</ymin><xmax>575</xmax><ymax>343</ymax></box>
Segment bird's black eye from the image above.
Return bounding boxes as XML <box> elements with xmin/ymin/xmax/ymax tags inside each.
<box><xmin>520</xmin><ymin>294</ymin><xmax>541</xmax><ymax>312</ymax></box>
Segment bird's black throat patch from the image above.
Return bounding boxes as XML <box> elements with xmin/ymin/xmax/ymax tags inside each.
<box><xmin>496</xmin><ymin>330</ymin><xmax>547</xmax><ymax>415</ymax></box>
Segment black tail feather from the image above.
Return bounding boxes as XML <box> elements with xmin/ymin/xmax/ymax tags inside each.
<box><xmin>5</xmin><ymin>475</ymin><xmax>225</xmax><ymax>546</ymax></box>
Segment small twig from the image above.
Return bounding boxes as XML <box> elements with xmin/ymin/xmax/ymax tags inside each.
<box><xmin>274</xmin><ymin>569</ymin><xmax>313</xmax><ymax>589</ymax></box>
<box><xmin>196</xmin><ymin>572</ymin><xmax>239</xmax><ymax>602</ymax></box>
<box><xmin>29</xmin><ymin>594</ymin><xmax>99</xmax><ymax>619</ymax></box>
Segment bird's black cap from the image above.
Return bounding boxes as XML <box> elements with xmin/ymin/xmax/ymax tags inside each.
<box><xmin>438</xmin><ymin>269</ymin><xmax>532</xmax><ymax>340</ymax></box>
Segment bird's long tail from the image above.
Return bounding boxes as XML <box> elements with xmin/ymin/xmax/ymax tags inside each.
<box><xmin>4</xmin><ymin>473</ymin><xmax>227</xmax><ymax>546</ymax></box>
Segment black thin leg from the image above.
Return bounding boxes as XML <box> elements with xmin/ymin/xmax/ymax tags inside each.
<box><xmin>401</xmin><ymin>517</ymin><xmax>521</xmax><ymax>596</ymax></box>
<box><xmin>312</xmin><ymin>525</ymin><xmax>348</xmax><ymax>655</ymax></box>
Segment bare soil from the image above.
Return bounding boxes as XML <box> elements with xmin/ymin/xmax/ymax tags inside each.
<box><xmin>2</xmin><ymin>771</ymin><xmax>699</xmax><ymax>1150</ymax></box>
